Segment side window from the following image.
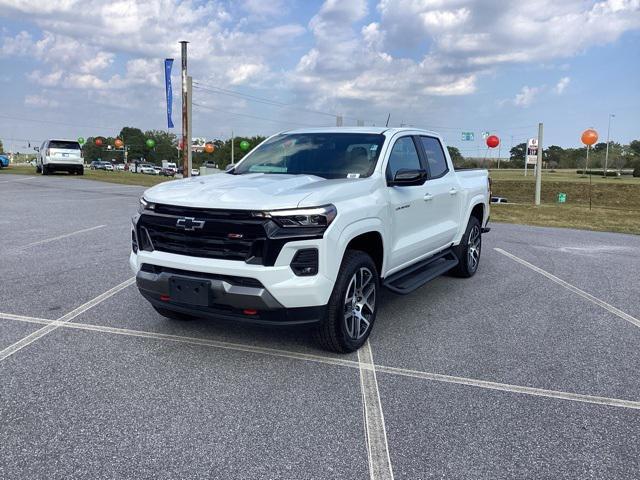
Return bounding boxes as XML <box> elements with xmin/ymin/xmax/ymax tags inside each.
<box><xmin>420</xmin><ymin>136</ymin><xmax>449</xmax><ymax>178</ymax></box>
<box><xmin>386</xmin><ymin>137</ymin><xmax>421</xmax><ymax>180</ymax></box>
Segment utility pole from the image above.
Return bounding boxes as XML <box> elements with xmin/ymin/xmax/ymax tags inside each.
<box><xmin>603</xmin><ymin>113</ymin><xmax>614</xmax><ymax>177</ymax></box>
<box><xmin>336</xmin><ymin>115</ymin><xmax>343</xmax><ymax>127</ymax></box>
<box><xmin>180</xmin><ymin>40</ymin><xmax>190</xmax><ymax>177</ymax></box>
<box><xmin>534</xmin><ymin>122</ymin><xmax>543</xmax><ymax>205</ymax></box>
<box><xmin>231</xmin><ymin>130</ymin><xmax>235</xmax><ymax>165</ymax></box>
<box><xmin>187</xmin><ymin>75</ymin><xmax>192</xmax><ymax>176</ymax></box>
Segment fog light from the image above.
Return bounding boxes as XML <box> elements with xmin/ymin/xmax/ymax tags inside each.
<box><xmin>290</xmin><ymin>248</ymin><xmax>318</xmax><ymax>276</ymax></box>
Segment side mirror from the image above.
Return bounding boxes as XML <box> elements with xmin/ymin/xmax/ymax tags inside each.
<box><xmin>389</xmin><ymin>168</ymin><xmax>426</xmax><ymax>186</ymax></box>
<box><xmin>225</xmin><ymin>163</ymin><xmax>235</xmax><ymax>171</ymax></box>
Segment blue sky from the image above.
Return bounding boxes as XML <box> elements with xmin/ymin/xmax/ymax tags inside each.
<box><xmin>1</xmin><ymin>0</ymin><xmax>639</xmax><ymax>155</ymax></box>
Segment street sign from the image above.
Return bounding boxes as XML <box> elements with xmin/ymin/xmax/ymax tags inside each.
<box><xmin>461</xmin><ymin>132</ymin><xmax>475</xmax><ymax>141</ymax></box>
<box><xmin>526</xmin><ymin>137</ymin><xmax>538</xmax><ymax>165</ymax></box>
<box><xmin>557</xmin><ymin>193</ymin><xmax>567</xmax><ymax>203</ymax></box>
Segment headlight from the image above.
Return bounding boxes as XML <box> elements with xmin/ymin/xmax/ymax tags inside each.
<box><xmin>138</xmin><ymin>197</ymin><xmax>155</xmax><ymax>214</ymax></box>
<box><xmin>255</xmin><ymin>205</ymin><xmax>337</xmax><ymax>228</ymax></box>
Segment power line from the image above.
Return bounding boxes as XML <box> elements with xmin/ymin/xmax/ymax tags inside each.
<box><xmin>193</xmin><ymin>80</ymin><xmax>381</xmax><ymax>124</ymax></box>
<box><xmin>0</xmin><ymin>114</ymin><xmax>120</xmax><ymax>131</ymax></box>
<box><xmin>192</xmin><ymin>102</ymin><xmax>328</xmax><ymax>128</ymax></box>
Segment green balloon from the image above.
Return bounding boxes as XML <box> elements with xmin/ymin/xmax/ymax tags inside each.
<box><xmin>145</xmin><ymin>139</ymin><xmax>156</xmax><ymax>148</ymax></box>
<box><xmin>239</xmin><ymin>140</ymin><xmax>250</xmax><ymax>151</ymax></box>
<box><xmin>77</xmin><ymin>137</ymin><xmax>85</xmax><ymax>145</ymax></box>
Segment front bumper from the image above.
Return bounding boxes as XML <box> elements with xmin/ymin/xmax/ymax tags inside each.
<box><xmin>136</xmin><ymin>264</ymin><xmax>326</xmax><ymax>325</ymax></box>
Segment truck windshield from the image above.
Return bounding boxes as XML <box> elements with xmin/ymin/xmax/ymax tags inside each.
<box><xmin>233</xmin><ymin>133</ymin><xmax>385</xmax><ymax>179</ymax></box>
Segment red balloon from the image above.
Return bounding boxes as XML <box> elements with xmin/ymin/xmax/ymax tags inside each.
<box><xmin>581</xmin><ymin>129</ymin><xmax>598</xmax><ymax>146</ymax></box>
<box><xmin>114</xmin><ymin>138</ymin><xmax>124</xmax><ymax>148</ymax></box>
<box><xmin>486</xmin><ymin>135</ymin><xmax>500</xmax><ymax>148</ymax></box>
<box><xmin>94</xmin><ymin>138</ymin><xmax>103</xmax><ymax>147</ymax></box>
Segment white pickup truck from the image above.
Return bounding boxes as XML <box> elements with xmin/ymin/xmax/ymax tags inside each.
<box><xmin>131</xmin><ymin>128</ymin><xmax>490</xmax><ymax>352</ymax></box>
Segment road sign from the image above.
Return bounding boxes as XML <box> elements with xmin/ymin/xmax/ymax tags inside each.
<box><xmin>526</xmin><ymin>137</ymin><xmax>538</xmax><ymax>165</ymax></box>
<box><xmin>557</xmin><ymin>193</ymin><xmax>567</xmax><ymax>203</ymax></box>
<box><xmin>461</xmin><ymin>132</ymin><xmax>475</xmax><ymax>141</ymax></box>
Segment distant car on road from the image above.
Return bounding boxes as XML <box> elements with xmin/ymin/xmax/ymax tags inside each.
<box><xmin>0</xmin><ymin>154</ymin><xmax>9</xmax><ymax>168</ymax></box>
<box><xmin>491</xmin><ymin>196</ymin><xmax>508</xmax><ymax>204</ymax></box>
<box><xmin>139</xmin><ymin>164</ymin><xmax>157</xmax><ymax>175</ymax></box>
<box><xmin>91</xmin><ymin>161</ymin><xmax>114</xmax><ymax>171</ymax></box>
<box><xmin>115</xmin><ymin>164</ymin><xmax>125</xmax><ymax>171</ymax></box>
<box><xmin>160</xmin><ymin>167</ymin><xmax>175</xmax><ymax>177</ymax></box>
<box><xmin>36</xmin><ymin>139</ymin><xmax>84</xmax><ymax>175</ymax></box>
<box><xmin>191</xmin><ymin>168</ymin><xmax>200</xmax><ymax>176</ymax></box>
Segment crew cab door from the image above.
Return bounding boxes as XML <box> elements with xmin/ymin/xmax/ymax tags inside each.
<box><xmin>384</xmin><ymin>136</ymin><xmax>431</xmax><ymax>271</ymax></box>
<box><xmin>417</xmin><ymin>136</ymin><xmax>461</xmax><ymax>250</ymax></box>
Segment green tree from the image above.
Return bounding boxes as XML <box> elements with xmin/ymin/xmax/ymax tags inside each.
<box><xmin>0</xmin><ymin>138</ymin><xmax>4</xmax><ymax>154</ymax></box>
<box><xmin>509</xmin><ymin>142</ymin><xmax>526</xmax><ymax>168</ymax></box>
<box><xmin>119</xmin><ymin>127</ymin><xmax>146</xmax><ymax>162</ymax></box>
<box><xmin>544</xmin><ymin>145</ymin><xmax>564</xmax><ymax>169</ymax></box>
<box><xmin>447</xmin><ymin>146</ymin><xmax>464</xmax><ymax>166</ymax></box>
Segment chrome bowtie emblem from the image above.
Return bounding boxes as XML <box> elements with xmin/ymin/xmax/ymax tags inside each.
<box><xmin>176</xmin><ymin>217</ymin><xmax>205</xmax><ymax>231</ymax></box>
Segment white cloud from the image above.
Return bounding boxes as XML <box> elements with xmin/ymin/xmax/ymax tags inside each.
<box><xmin>554</xmin><ymin>76</ymin><xmax>571</xmax><ymax>94</ymax></box>
<box><xmin>513</xmin><ymin>86</ymin><xmax>540</xmax><ymax>107</ymax></box>
<box><xmin>24</xmin><ymin>94</ymin><xmax>59</xmax><ymax>108</ymax></box>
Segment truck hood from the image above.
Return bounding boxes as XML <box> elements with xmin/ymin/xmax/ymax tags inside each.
<box><xmin>143</xmin><ymin>172</ymin><xmax>380</xmax><ymax>211</ymax></box>
<box><xmin>143</xmin><ymin>173</ymin><xmax>318</xmax><ymax>210</ymax></box>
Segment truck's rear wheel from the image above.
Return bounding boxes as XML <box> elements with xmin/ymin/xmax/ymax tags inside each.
<box><xmin>41</xmin><ymin>164</ymin><xmax>48</xmax><ymax>175</ymax></box>
<box><xmin>450</xmin><ymin>216</ymin><xmax>482</xmax><ymax>278</ymax></box>
<box><xmin>152</xmin><ymin>305</ymin><xmax>196</xmax><ymax>321</ymax></box>
<box><xmin>315</xmin><ymin>250</ymin><xmax>379</xmax><ymax>353</ymax></box>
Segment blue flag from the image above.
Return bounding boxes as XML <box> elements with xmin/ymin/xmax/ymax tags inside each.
<box><xmin>164</xmin><ymin>58</ymin><xmax>174</xmax><ymax>129</ymax></box>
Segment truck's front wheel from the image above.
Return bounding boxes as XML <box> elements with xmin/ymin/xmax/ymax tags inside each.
<box><xmin>316</xmin><ymin>250</ymin><xmax>379</xmax><ymax>353</ymax></box>
<box><xmin>450</xmin><ymin>216</ymin><xmax>482</xmax><ymax>278</ymax></box>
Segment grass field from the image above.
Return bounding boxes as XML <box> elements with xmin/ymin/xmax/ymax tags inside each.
<box><xmin>0</xmin><ymin>165</ymin><xmax>171</xmax><ymax>187</ymax></box>
<box><xmin>3</xmin><ymin>165</ymin><xmax>639</xmax><ymax>234</ymax></box>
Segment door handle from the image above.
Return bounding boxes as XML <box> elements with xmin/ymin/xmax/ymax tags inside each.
<box><xmin>424</xmin><ymin>193</ymin><xmax>434</xmax><ymax>201</ymax></box>
<box><xmin>449</xmin><ymin>188</ymin><xmax>458</xmax><ymax>195</ymax></box>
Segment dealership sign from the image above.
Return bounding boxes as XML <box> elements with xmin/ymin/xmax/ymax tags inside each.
<box><xmin>526</xmin><ymin>138</ymin><xmax>538</xmax><ymax>165</ymax></box>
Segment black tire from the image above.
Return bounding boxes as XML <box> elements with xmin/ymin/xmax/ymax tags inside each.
<box><xmin>36</xmin><ymin>164</ymin><xmax>41</xmax><ymax>173</ymax></box>
<box><xmin>315</xmin><ymin>250</ymin><xmax>379</xmax><ymax>353</ymax></box>
<box><xmin>41</xmin><ymin>164</ymin><xmax>48</xmax><ymax>175</ymax></box>
<box><xmin>450</xmin><ymin>216</ymin><xmax>482</xmax><ymax>278</ymax></box>
<box><xmin>77</xmin><ymin>168</ymin><xmax>84</xmax><ymax>176</ymax></box>
<box><xmin>152</xmin><ymin>305</ymin><xmax>197</xmax><ymax>321</ymax></box>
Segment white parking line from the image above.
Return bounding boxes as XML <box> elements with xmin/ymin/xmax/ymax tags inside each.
<box><xmin>495</xmin><ymin>247</ymin><xmax>640</xmax><ymax>329</ymax></box>
<box><xmin>21</xmin><ymin>225</ymin><xmax>106</xmax><ymax>249</ymax></box>
<box><xmin>0</xmin><ymin>277</ymin><xmax>135</xmax><ymax>361</ymax></box>
<box><xmin>0</xmin><ymin>176</ymin><xmax>36</xmax><ymax>183</ymax></box>
<box><xmin>2</xmin><ymin>312</ymin><xmax>640</xmax><ymax>410</ymax></box>
<box><xmin>358</xmin><ymin>341</ymin><xmax>394</xmax><ymax>480</ymax></box>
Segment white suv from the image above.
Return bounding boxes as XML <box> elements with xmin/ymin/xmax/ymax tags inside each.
<box><xmin>37</xmin><ymin>139</ymin><xmax>83</xmax><ymax>175</ymax></box>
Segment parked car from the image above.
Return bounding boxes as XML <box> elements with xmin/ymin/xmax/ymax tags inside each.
<box><xmin>89</xmin><ymin>160</ymin><xmax>101</xmax><ymax>170</ymax></box>
<box><xmin>153</xmin><ymin>166</ymin><xmax>162</xmax><ymax>175</ymax></box>
<box><xmin>132</xmin><ymin>128</ymin><xmax>491</xmax><ymax>353</ymax></box>
<box><xmin>139</xmin><ymin>164</ymin><xmax>156</xmax><ymax>175</ymax></box>
<box><xmin>491</xmin><ymin>196</ymin><xmax>508</xmax><ymax>204</ymax></box>
<box><xmin>0</xmin><ymin>154</ymin><xmax>9</xmax><ymax>168</ymax></box>
<box><xmin>191</xmin><ymin>168</ymin><xmax>200</xmax><ymax>176</ymax></box>
<box><xmin>36</xmin><ymin>139</ymin><xmax>84</xmax><ymax>175</ymax></box>
<box><xmin>115</xmin><ymin>164</ymin><xmax>126</xmax><ymax>171</ymax></box>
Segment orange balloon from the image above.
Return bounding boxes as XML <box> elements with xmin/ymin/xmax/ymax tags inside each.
<box><xmin>114</xmin><ymin>138</ymin><xmax>124</xmax><ymax>148</ymax></box>
<box><xmin>581</xmin><ymin>129</ymin><xmax>598</xmax><ymax>146</ymax></box>
<box><xmin>204</xmin><ymin>142</ymin><xmax>215</xmax><ymax>154</ymax></box>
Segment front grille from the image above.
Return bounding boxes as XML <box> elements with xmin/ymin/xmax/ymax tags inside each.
<box><xmin>140</xmin><ymin>264</ymin><xmax>264</xmax><ymax>288</ymax></box>
<box><xmin>137</xmin><ymin>205</ymin><xmax>267</xmax><ymax>262</ymax></box>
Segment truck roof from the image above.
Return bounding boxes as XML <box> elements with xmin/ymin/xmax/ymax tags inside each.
<box><xmin>281</xmin><ymin>126</ymin><xmax>440</xmax><ymax>136</ymax></box>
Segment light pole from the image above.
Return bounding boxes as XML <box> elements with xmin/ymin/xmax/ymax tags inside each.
<box><xmin>603</xmin><ymin>113</ymin><xmax>615</xmax><ymax>177</ymax></box>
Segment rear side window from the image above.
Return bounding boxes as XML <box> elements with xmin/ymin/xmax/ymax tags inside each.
<box><xmin>49</xmin><ymin>141</ymin><xmax>81</xmax><ymax>150</ymax></box>
<box><xmin>420</xmin><ymin>137</ymin><xmax>448</xmax><ymax>178</ymax></box>
<box><xmin>386</xmin><ymin>137</ymin><xmax>421</xmax><ymax>180</ymax></box>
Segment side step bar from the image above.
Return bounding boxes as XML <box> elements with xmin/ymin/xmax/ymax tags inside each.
<box><xmin>383</xmin><ymin>248</ymin><xmax>459</xmax><ymax>295</ymax></box>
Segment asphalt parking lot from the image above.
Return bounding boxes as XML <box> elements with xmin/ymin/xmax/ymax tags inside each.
<box><xmin>1</xmin><ymin>173</ymin><xmax>639</xmax><ymax>479</ymax></box>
